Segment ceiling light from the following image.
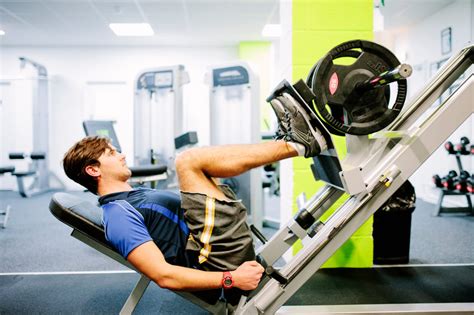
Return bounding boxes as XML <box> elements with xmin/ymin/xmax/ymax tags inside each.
<box><xmin>0</xmin><ymin>30</ymin><xmax>5</xmax><ymax>36</ymax></box>
<box><xmin>262</xmin><ymin>24</ymin><xmax>281</xmax><ymax>38</ymax></box>
<box><xmin>109</xmin><ymin>23</ymin><xmax>154</xmax><ymax>37</ymax></box>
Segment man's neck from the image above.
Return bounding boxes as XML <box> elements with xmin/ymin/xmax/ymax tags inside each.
<box><xmin>97</xmin><ymin>180</ymin><xmax>133</xmax><ymax>196</ymax></box>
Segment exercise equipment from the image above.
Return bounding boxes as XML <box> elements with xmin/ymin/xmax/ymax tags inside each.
<box><xmin>434</xmin><ymin>136</ymin><xmax>473</xmax><ymax>216</ymax></box>
<box><xmin>455</xmin><ymin>171</ymin><xmax>470</xmax><ymax>193</ymax></box>
<box><xmin>49</xmin><ymin>41</ymin><xmax>474</xmax><ymax>314</ymax></box>
<box><xmin>454</xmin><ymin>136</ymin><xmax>470</xmax><ymax>155</ymax></box>
<box><xmin>83</xmin><ymin>120</ymin><xmax>168</xmax><ymax>186</ymax></box>
<box><xmin>134</xmin><ymin>65</ymin><xmax>190</xmax><ymax>188</ymax></box>
<box><xmin>239</xmin><ymin>40</ymin><xmax>473</xmax><ymax>314</ymax></box>
<box><xmin>8</xmin><ymin>152</ymin><xmax>51</xmax><ymax>198</ymax></box>
<box><xmin>5</xmin><ymin>57</ymin><xmax>64</xmax><ymax>197</ymax></box>
<box><xmin>468</xmin><ymin>175</ymin><xmax>474</xmax><ymax>193</ymax></box>
<box><xmin>0</xmin><ymin>166</ymin><xmax>15</xmax><ymax>228</ymax></box>
<box><xmin>432</xmin><ymin>174</ymin><xmax>443</xmax><ymax>188</ymax></box>
<box><xmin>441</xmin><ymin>170</ymin><xmax>458</xmax><ymax>190</ymax></box>
<box><xmin>206</xmin><ymin>63</ymin><xmax>263</xmax><ymax>229</ymax></box>
<box><xmin>307</xmin><ymin>40</ymin><xmax>410</xmax><ymax>136</ymax></box>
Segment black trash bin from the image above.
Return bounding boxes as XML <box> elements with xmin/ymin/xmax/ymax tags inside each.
<box><xmin>373</xmin><ymin>180</ymin><xmax>416</xmax><ymax>265</ymax></box>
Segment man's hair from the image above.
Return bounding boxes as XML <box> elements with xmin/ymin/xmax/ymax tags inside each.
<box><xmin>63</xmin><ymin>136</ymin><xmax>111</xmax><ymax>194</ymax></box>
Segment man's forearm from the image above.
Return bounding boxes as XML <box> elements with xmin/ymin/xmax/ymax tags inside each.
<box><xmin>127</xmin><ymin>241</ymin><xmax>224</xmax><ymax>291</ymax></box>
<box><xmin>153</xmin><ymin>263</ymin><xmax>223</xmax><ymax>291</ymax></box>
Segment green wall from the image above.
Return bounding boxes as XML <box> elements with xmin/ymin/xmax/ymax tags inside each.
<box><xmin>291</xmin><ymin>0</ymin><xmax>374</xmax><ymax>267</ymax></box>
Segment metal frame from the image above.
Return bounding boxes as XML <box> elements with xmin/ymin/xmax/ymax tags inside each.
<box><xmin>11</xmin><ymin>58</ymin><xmax>64</xmax><ymax>198</ymax></box>
<box><xmin>233</xmin><ymin>45</ymin><xmax>473</xmax><ymax>314</ymax></box>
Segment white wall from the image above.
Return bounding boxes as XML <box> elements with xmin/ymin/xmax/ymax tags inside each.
<box><xmin>380</xmin><ymin>0</ymin><xmax>473</xmax><ymax>205</ymax></box>
<box><xmin>0</xmin><ymin>46</ymin><xmax>238</xmax><ymax>190</ymax></box>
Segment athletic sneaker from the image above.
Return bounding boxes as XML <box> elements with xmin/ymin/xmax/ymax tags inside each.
<box><xmin>269</xmin><ymin>98</ymin><xmax>290</xmax><ymax>140</ymax></box>
<box><xmin>278</xmin><ymin>93</ymin><xmax>328</xmax><ymax>157</ymax></box>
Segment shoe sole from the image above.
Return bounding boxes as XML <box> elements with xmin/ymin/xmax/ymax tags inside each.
<box><xmin>270</xmin><ymin>98</ymin><xmax>289</xmax><ymax>133</ymax></box>
<box><xmin>281</xmin><ymin>93</ymin><xmax>328</xmax><ymax>152</ymax></box>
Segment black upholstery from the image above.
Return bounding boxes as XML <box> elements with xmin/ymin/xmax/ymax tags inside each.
<box><xmin>49</xmin><ymin>192</ymin><xmax>110</xmax><ymax>247</ymax></box>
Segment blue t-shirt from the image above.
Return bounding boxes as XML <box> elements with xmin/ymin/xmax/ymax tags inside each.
<box><xmin>99</xmin><ymin>188</ymin><xmax>190</xmax><ymax>266</ymax></box>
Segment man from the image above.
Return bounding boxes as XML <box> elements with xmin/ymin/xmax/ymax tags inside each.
<box><xmin>62</xmin><ymin>93</ymin><xmax>327</xmax><ymax>292</ymax></box>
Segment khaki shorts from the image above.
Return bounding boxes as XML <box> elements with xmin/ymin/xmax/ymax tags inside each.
<box><xmin>181</xmin><ymin>185</ymin><xmax>256</xmax><ymax>271</ymax></box>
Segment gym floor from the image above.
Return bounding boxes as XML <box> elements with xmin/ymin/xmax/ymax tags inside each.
<box><xmin>0</xmin><ymin>190</ymin><xmax>473</xmax><ymax>314</ymax></box>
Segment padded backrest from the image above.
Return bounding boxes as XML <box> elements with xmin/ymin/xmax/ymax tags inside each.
<box><xmin>49</xmin><ymin>192</ymin><xmax>109</xmax><ymax>245</ymax></box>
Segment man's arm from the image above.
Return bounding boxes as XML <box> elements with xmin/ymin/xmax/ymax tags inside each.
<box><xmin>127</xmin><ymin>240</ymin><xmax>264</xmax><ymax>291</ymax></box>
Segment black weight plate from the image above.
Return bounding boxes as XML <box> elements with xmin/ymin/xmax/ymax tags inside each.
<box><xmin>311</xmin><ymin>40</ymin><xmax>407</xmax><ymax>135</ymax></box>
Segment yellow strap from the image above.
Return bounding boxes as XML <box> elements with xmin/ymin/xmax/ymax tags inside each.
<box><xmin>198</xmin><ymin>197</ymin><xmax>215</xmax><ymax>264</ymax></box>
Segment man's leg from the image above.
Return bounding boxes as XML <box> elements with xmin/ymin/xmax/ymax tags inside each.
<box><xmin>176</xmin><ymin>140</ymin><xmax>297</xmax><ymax>200</ymax></box>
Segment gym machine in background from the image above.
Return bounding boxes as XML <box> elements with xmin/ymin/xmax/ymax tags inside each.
<box><xmin>8</xmin><ymin>57</ymin><xmax>64</xmax><ymax>198</ymax></box>
<box><xmin>206</xmin><ymin>63</ymin><xmax>263</xmax><ymax>229</ymax></box>
<box><xmin>134</xmin><ymin>65</ymin><xmax>190</xmax><ymax>188</ymax></box>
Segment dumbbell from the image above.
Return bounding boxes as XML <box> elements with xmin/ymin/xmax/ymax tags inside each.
<box><xmin>444</xmin><ymin>141</ymin><xmax>455</xmax><ymax>154</ymax></box>
<box><xmin>467</xmin><ymin>175</ymin><xmax>473</xmax><ymax>194</ymax></box>
<box><xmin>470</xmin><ymin>144</ymin><xmax>474</xmax><ymax>155</ymax></box>
<box><xmin>454</xmin><ymin>137</ymin><xmax>470</xmax><ymax>155</ymax></box>
<box><xmin>441</xmin><ymin>170</ymin><xmax>458</xmax><ymax>190</ymax></box>
<box><xmin>432</xmin><ymin>174</ymin><xmax>443</xmax><ymax>188</ymax></box>
<box><xmin>454</xmin><ymin>171</ymin><xmax>470</xmax><ymax>193</ymax></box>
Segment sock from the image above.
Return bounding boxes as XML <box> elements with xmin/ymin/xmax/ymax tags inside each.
<box><xmin>288</xmin><ymin>141</ymin><xmax>305</xmax><ymax>156</ymax></box>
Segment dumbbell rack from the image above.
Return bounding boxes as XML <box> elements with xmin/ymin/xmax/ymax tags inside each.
<box><xmin>433</xmin><ymin>141</ymin><xmax>473</xmax><ymax>216</ymax></box>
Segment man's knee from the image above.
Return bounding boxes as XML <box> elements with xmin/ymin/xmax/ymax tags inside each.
<box><xmin>175</xmin><ymin>148</ymin><xmax>200</xmax><ymax>174</ymax></box>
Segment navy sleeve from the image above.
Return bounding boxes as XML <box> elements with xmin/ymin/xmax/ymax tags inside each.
<box><xmin>102</xmin><ymin>200</ymin><xmax>153</xmax><ymax>259</ymax></box>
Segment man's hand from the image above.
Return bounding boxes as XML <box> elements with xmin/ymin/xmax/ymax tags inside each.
<box><xmin>231</xmin><ymin>261</ymin><xmax>264</xmax><ymax>290</ymax></box>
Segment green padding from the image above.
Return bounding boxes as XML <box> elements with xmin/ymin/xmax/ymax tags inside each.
<box><xmin>291</xmin><ymin>0</ymin><xmax>373</xmax><ymax>267</ymax></box>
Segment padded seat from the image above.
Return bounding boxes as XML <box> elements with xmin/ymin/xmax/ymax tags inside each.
<box><xmin>0</xmin><ymin>166</ymin><xmax>15</xmax><ymax>174</ymax></box>
<box><xmin>49</xmin><ymin>193</ymin><xmax>108</xmax><ymax>245</ymax></box>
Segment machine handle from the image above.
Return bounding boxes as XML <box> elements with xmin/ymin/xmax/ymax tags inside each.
<box><xmin>250</xmin><ymin>224</ymin><xmax>268</xmax><ymax>244</ymax></box>
<box><xmin>356</xmin><ymin>63</ymin><xmax>412</xmax><ymax>91</ymax></box>
<box><xmin>265</xmin><ymin>266</ymin><xmax>288</xmax><ymax>285</ymax></box>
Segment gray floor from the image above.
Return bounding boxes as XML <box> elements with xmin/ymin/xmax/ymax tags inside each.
<box><xmin>0</xmin><ymin>190</ymin><xmax>473</xmax><ymax>273</ymax></box>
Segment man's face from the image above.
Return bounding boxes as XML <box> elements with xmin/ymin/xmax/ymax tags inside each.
<box><xmin>96</xmin><ymin>145</ymin><xmax>132</xmax><ymax>181</ymax></box>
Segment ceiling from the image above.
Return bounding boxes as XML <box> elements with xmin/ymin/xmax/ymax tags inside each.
<box><xmin>0</xmin><ymin>0</ymin><xmax>458</xmax><ymax>47</ymax></box>
<box><xmin>0</xmin><ymin>0</ymin><xmax>279</xmax><ymax>46</ymax></box>
<box><xmin>379</xmin><ymin>0</ymin><xmax>456</xmax><ymax>30</ymax></box>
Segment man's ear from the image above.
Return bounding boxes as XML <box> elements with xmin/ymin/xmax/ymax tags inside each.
<box><xmin>85</xmin><ymin>165</ymin><xmax>101</xmax><ymax>178</ymax></box>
